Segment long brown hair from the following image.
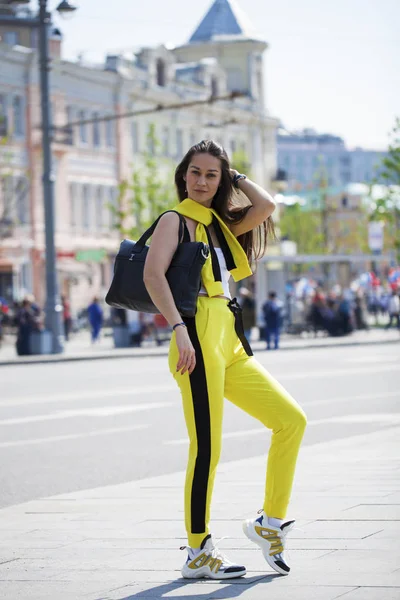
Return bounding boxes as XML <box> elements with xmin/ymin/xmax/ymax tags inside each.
<box><xmin>174</xmin><ymin>139</ymin><xmax>276</xmax><ymax>263</ymax></box>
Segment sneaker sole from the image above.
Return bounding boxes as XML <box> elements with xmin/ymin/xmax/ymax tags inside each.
<box><xmin>242</xmin><ymin>520</ymin><xmax>290</xmax><ymax>576</ymax></box>
<box><xmin>181</xmin><ymin>564</ymin><xmax>246</xmax><ymax>580</ymax></box>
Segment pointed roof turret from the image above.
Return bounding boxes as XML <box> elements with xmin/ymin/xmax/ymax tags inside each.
<box><xmin>189</xmin><ymin>0</ymin><xmax>260</xmax><ymax>43</ymax></box>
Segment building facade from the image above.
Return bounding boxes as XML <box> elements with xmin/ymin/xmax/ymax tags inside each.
<box><xmin>0</xmin><ymin>0</ymin><xmax>279</xmax><ymax>315</ymax></box>
<box><xmin>277</xmin><ymin>127</ymin><xmax>389</xmax><ymax>192</ymax></box>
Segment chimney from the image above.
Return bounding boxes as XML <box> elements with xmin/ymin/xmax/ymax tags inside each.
<box><xmin>49</xmin><ymin>26</ymin><xmax>62</xmax><ymax>59</ymax></box>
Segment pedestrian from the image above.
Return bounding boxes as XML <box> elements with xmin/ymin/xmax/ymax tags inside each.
<box><xmin>238</xmin><ymin>286</ymin><xmax>255</xmax><ymax>342</ymax></box>
<box><xmin>385</xmin><ymin>290</ymin><xmax>400</xmax><ymax>330</ymax></box>
<box><xmin>337</xmin><ymin>293</ymin><xmax>354</xmax><ymax>335</ymax></box>
<box><xmin>87</xmin><ymin>297</ymin><xmax>103</xmax><ymax>343</ymax></box>
<box><xmin>262</xmin><ymin>291</ymin><xmax>283</xmax><ymax>350</ymax></box>
<box><xmin>15</xmin><ymin>297</ymin><xmax>37</xmax><ymax>355</ymax></box>
<box><xmin>61</xmin><ymin>295</ymin><xmax>72</xmax><ymax>341</ymax></box>
<box><xmin>0</xmin><ymin>300</ymin><xmax>4</xmax><ymax>344</ymax></box>
<box><xmin>143</xmin><ymin>140</ymin><xmax>307</xmax><ymax>579</ymax></box>
<box><xmin>354</xmin><ymin>293</ymin><xmax>369</xmax><ymax>330</ymax></box>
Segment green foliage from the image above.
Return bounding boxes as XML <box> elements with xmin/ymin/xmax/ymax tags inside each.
<box><xmin>0</xmin><ymin>136</ymin><xmax>25</xmax><ymax>240</ymax></box>
<box><xmin>109</xmin><ymin>122</ymin><xmax>176</xmax><ymax>240</ymax></box>
<box><xmin>278</xmin><ymin>202</ymin><xmax>325</xmax><ymax>254</ymax></box>
<box><xmin>231</xmin><ymin>149</ymin><xmax>252</xmax><ymax>178</ymax></box>
<box><xmin>370</xmin><ymin>118</ymin><xmax>400</xmax><ymax>260</ymax></box>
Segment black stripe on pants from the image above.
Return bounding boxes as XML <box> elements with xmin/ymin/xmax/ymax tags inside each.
<box><xmin>184</xmin><ymin>316</ymin><xmax>211</xmax><ymax>534</ymax></box>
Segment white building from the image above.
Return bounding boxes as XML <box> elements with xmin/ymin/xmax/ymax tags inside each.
<box><xmin>0</xmin><ymin>0</ymin><xmax>279</xmax><ymax>314</ymax></box>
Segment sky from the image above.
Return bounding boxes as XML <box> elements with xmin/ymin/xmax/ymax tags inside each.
<box><xmin>50</xmin><ymin>0</ymin><xmax>400</xmax><ymax>151</ymax></box>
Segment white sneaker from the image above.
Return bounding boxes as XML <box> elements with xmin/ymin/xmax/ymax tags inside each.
<box><xmin>181</xmin><ymin>534</ymin><xmax>246</xmax><ymax>579</ymax></box>
<box><xmin>243</xmin><ymin>512</ymin><xmax>295</xmax><ymax>575</ymax></box>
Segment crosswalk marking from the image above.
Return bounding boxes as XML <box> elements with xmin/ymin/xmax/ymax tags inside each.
<box><xmin>0</xmin><ymin>384</ymin><xmax>177</xmax><ymax>408</ymax></box>
<box><xmin>0</xmin><ymin>424</ymin><xmax>149</xmax><ymax>448</ymax></box>
<box><xmin>0</xmin><ymin>401</ymin><xmax>175</xmax><ymax>426</ymax></box>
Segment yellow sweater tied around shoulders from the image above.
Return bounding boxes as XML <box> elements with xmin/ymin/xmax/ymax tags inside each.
<box><xmin>172</xmin><ymin>198</ymin><xmax>252</xmax><ymax>297</ymax></box>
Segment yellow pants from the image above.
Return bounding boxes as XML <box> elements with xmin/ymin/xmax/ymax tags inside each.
<box><xmin>169</xmin><ymin>296</ymin><xmax>307</xmax><ymax>548</ymax></box>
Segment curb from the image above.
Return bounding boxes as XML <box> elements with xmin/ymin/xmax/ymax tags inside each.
<box><xmin>0</xmin><ymin>336</ymin><xmax>398</xmax><ymax>367</ymax></box>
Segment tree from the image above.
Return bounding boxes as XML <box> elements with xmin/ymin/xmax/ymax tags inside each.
<box><xmin>110</xmin><ymin>123</ymin><xmax>176</xmax><ymax>240</ymax></box>
<box><xmin>0</xmin><ymin>135</ymin><xmax>29</xmax><ymax>242</ymax></box>
<box><xmin>231</xmin><ymin>149</ymin><xmax>251</xmax><ymax>177</ymax></box>
<box><xmin>278</xmin><ymin>202</ymin><xmax>325</xmax><ymax>255</ymax></box>
<box><xmin>371</xmin><ymin>118</ymin><xmax>400</xmax><ymax>261</ymax></box>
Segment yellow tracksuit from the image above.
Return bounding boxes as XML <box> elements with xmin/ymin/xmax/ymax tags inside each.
<box><xmin>169</xmin><ymin>296</ymin><xmax>307</xmax><ymax>548</ymax></box>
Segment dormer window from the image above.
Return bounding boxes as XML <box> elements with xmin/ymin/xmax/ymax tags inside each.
<box><xmin>156</xmin><ymin>59</ymin><xmax>166</xmax><ymax>87</ymax></box>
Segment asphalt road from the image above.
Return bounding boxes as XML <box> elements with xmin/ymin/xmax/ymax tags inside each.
<box><xmin>1</xmin><ymin>343</ymin><xmax>399</xmax><ymax>509</ymax></box>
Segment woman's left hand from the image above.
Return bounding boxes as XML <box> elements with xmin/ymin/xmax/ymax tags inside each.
<box><xmin>229</xmin><ymin>168</ymin><xmax>239</xmax><ymax>180</ymax></box>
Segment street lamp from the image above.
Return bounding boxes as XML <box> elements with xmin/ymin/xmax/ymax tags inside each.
<box><xmin>3</xmin><ymin>0</ymin><xmax>77</xmax><ymax>354</ymax></box>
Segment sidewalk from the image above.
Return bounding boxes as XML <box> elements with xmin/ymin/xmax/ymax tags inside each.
<box><xmin>0</xmin><ymin>426</ymin><xmax>399</xmax><ymax>599</ymax></box>
<box><xmin>0</xmin><ymin>327</ymin><xmax>399</xmax><ymax>366</ymax></box>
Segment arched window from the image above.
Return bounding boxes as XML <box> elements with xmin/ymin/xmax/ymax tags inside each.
<box><xmin>156</xmin><ymin>59</ymin><xmax>166</xmax><ymax>87</ymax></box>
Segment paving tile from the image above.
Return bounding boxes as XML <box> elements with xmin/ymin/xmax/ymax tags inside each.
<box><xmin>313</xmin><ymin>549</ymin><xmax>399</xmax><ymax>574</ymax></box>
<box><xmin>340</xmin><ymin>587</ymin><xmax>400</xmax><ymax>599</ymax></box>
<box><xmin>290</xmin><ymin>520</ymin><xmax>388</xmax><ymax>539</ymax></box>
<box><xmin>286</xmin><ymin>537</ymin><xmax>400</xmax><ymax>551</ymax></box>
<box><xmin>0</xmin><ymin>580</ymin><xmax>106</xmax><ymax>599</ymax></box>
<box><xmin>267</xmin><ymin>569</ymin><xmax>400</xmax><ymax>588</ymax></box>
<box><xmin>338</xmin><ymin>504</ymin><xmax>400</xmax><ymax>520</ymax></box>
<box><xmin>92</xmin><ymin>582</ymin><xmax>355</xmax><ymax>600</ymax></box>
<box><xmin>52</xmin><ymin>570</ymin><xmax>176</xmax><ymax>585</ymax></box>
<box><xmin>68</xmin><ymin>539</ymin><xmax>189</xmax><ymax>551</ymax></box>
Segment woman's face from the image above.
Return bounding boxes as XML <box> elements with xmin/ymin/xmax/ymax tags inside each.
<box><xmin>184</xmin><ymin>153</ymin><xmax>222</xmax><ymax>207</ymax></box>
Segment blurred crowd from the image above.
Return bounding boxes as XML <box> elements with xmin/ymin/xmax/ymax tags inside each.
<box><xmin>1</xmin><ymin>267</ymin><xmax>399</xmax><ymax>355</ymax></box>
<box><xmin>283</xmin><ymin>269</ymin><xmax>400</xmax><ymax>338</ymax></box>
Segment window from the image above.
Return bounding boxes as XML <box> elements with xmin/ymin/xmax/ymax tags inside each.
<box><xmin>15</xmin><ymin>176</ymin><xmax>29</xmax><ymax>224</ymax></box>
<box><xmin>100</xmin><ymin>263</ymin><xmax>107</xmax><ymax>287</ymax></box>
<box><xmin>12</xmin><ymin>96</ymin><xmax>24</xmax><ymax>136</ymax></box>
<box><xmin>69</xmin><ymin>183</ymin><xmax>78</xmax><ymax>228</ymax></box>
<box><xmin>226</xmin><ymin>68</ymin><xmax>242</xmax><ymax>92</ymax></box>
<box><xmin>176</xmin><ymin>129</ymin><xmax>183</xmax><ymax>158</ymax></box>
<box><xmin>95</xmin><ymin>187</ymin><xmax>103</xmax><ymax>230</ymax></box>
<box><xmin>82</xmin><ymin>185</ymin><xmax>90</xmax><ymax>230</ymax></box>
<box><xmin>30</xmin><ymin>28</ymin><xmax>38</xmax><ymax>49</ymax></box>
<box><xmin>109</xmin><ymin>187</ymin><xmax>118</xmax><ymax>227</ymax></box>
<box><xmin>147</xmin><ymin>124</ymin><xmax>156</xmax><ymax>155</ymax></box>
<box><xmin>105</xmin><ymin>117</ymin><xmax>115</xmax><ymax>147</ymax></box>
<box><xmin>230</xmin><ymin>140</ymin><xmax>236</xmax><ymax>155</ymax></box>
<box><xmin>131</xmin><ymin>121</ymin><xmax>139</xmax><ymax>153</ymax></box>
<box><xmin>341</xmin><ymin>172</ymin><xmax>351</xmax><ymax>184</ymax></box>
<box><xmin>211</xmin><ymin>76</ymin><xmax>218</xmax><ymax>98</ymax></box>
<box><xmin>78</xmin><ymin>110</ymin><xmax>87</xmax><ymax>143</ymax></box>
<box><xmin>4</xmin><ymin>31</ymin><xmax>19</xmax><ymax>46</ymax></box>
<box><xmin>162</xmin><ymin>126</ymin><xmax>169</xmax><ymax>156</ymax></box>
<box><xmin>341</xmin><ymin>196</ymin><xmax>348</xmax><ymax>208</ymax></box>
<box><xmin>0</xmin><ymin>95</ymin><xmax>7</xmax><ymax>136</ymax></box>
<box><xmin>21</xmin><ymin>262</ymin><xmax>32</xmax><ymax>294</ymax></box>
<box><xmin>156</xmin><ymin>59</ymin><xmax>166</xmax><ymax>87</ymax></box>
<box><xmin>93</xmin><ymin>112</ymin><xmax>101</xmax><ymax>147</ymax></box>
<box><xmin>65</xmin><ymin>106</ymin><xmax>74</xmax><ymax>145</ymax></box>
<box><xmin>189</xmin><ymin>130</ymin><xmax>196</xmax><ymax>148</ymax></box>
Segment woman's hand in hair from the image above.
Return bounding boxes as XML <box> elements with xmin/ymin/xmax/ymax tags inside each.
<box><xmin>175</xmin><ymin>327</ymin><xmax>196</xmax><ymax>375</ymax></box>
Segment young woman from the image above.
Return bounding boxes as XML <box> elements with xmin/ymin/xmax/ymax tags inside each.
<box><xmin>144</xmin><ymin>140</ymin><xmax>307</xmax><ymax>580</ymax></box>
